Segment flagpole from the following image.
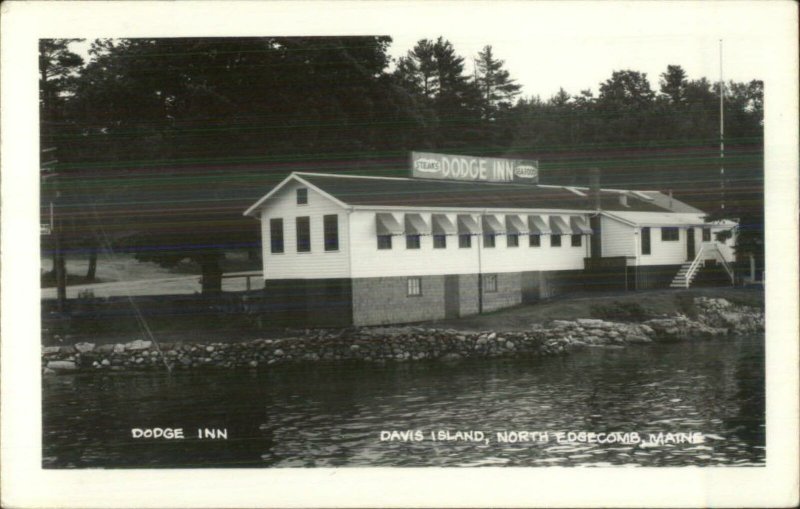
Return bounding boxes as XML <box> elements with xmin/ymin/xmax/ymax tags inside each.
<box><xmin>719</xmin><ymin>39</ymin><xmax>725</xmax><ymax>211</ymax></box>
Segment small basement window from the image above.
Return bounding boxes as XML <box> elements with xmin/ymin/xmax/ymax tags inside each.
<box><xmin>551</xmin><ymin>235</ymin><xmax>562</xmax><ymax>247</ymax></box>
<box><xmin>407</xmin><ymin>277</ymin><xmax>422</xmax><ymax>297</ymax></box>
<box><xmin>459</xmin><ymin>234</ymin><xmax>472</xmax><ymax>248</ymax></box>
<box><xmin>377</xmin><ymin>235</ymin><xmax>392</xmax><ymax>250</ymax></box>
<box><xmin>661</xmin><ymin>227</ymin><xmax>679</xmax><ymax>241</ymax></box>
<box><xmin>433</xmin><ymin>234</ymin><xmax>447</xmax><ymax>249</ymax></box>
<box><xmin>571</xmin><ymin>234</ymin><xmax>582</xmax><ymax>247</ymax></box>
<box><xmin>507</xmin><ymin>234</ymin><xmax>519</xmax><ymax>248</ymax></box>
<box><xmin>406</xmin><ymin>234</ymin><xmax>421</xmax><ymax>249</ymax></box>
<box><xmin>296</xmin><ymin>188</ymin><xmax>308</xmax><ymax>205</ymax></box>
<box><xmin>484</xmin><ymin>274</ymin><xmax>498</xmax><ymax>293</ymax></box>
<box><xmin>529</xmin><ymin>234</ymin><xmax>541</xmax><ymax>247</ymax></box>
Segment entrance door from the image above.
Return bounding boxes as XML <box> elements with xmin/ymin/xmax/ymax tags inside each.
<box><xmin>686</xmin><ymin>228</ymin><xmax>695</xmax><ymax>261</ymax></box>
<box><xmin>444</xmin><ymin>275</ymin><xmax>460</xmax><ymax>319</ymax></box>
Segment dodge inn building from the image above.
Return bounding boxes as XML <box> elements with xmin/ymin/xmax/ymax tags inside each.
<box><xmin>244</xmin><ymin>154</ymin><xmax>736</xmax><ymax>327</ymax></box>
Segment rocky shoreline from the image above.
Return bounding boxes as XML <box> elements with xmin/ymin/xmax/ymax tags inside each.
<box><xmin>42</xmin><ymin>297</ymin><xmax>764</xmax><ymax>374</ymax></box>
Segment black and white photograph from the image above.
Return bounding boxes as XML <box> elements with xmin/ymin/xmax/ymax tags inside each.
<box><xmin>2</xmin><ymin>1</ymin><xmax>798</xmax><ymax>507</ymax></box>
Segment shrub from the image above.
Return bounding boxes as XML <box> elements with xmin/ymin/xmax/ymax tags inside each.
<box><xmin>590</xmin><ymin>301</ymin><xmax>649</xmax><ymax>321</ymax></box>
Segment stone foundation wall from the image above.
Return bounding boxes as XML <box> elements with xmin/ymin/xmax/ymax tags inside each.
<box><xmin>43</xmin><ymin>297</ymin><xmax>764</xmax><ymax>374</ymax></box>
<box><xmin>352</xmin><ymin>275</ymin><xmax>446</xmax><ymax>326</ymax></box>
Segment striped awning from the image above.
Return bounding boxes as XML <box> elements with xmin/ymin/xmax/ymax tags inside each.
<box><xmin>457</xmin><ymin>215</ymin><xmax>480</xmax><ymax>234</ymax></box>
<box><xmin>528</xmin><ymin>215</ymin><xmax>551</xmax><ymax>235</ymax></box>
<box><xmin>549</xmin><ymin>215</ymin><xmax>571</xmax><ymax>235</ymax></box>
<box><xmin>375</xmin><ymin>213</ymin><xmax>403</xmax><ymax>235</ymax></box>
<box><xmin>404</xmin><ymin>213</ymin><xmax>431</xmax><ymax>235</ymax></box>
<box><xmin>570</xmin><ymin>216</ymin><xmax>593</xmax><ymax>235</ymax></box>
<box><xmin>432</xmin><ymin>214</ymin><xmax>456</xmax><ymax>235</ymax></box>
<box><xmin>482</xmin><ymin>215</ymin><xmax>504</xmax><ymax>234</ymax></box>
<box><xmin>505</xmin><ymin>215</ymin><xmax>527</xmax><ymax>234</ymax></box>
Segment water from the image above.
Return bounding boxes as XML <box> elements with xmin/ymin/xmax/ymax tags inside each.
<box><xmin>43</xmin><ymin>334</ymin><xmax>765</xmax><ymax>468</ymax></box>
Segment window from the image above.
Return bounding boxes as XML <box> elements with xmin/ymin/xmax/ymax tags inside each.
<box><xmin>377</xmin><ymin>235</ymin><xmax>392</xmax><ymax>250</ymax></box>
<box><xmin>433</xmin><ymin>234</ymin><xmax>447</xmax><ymax>249</ymax></box>
<box><xmin>483</xmin><ymin>233</ymin><xmax>496</xmax><ymax>248</ymax></box>
<box><xmin>407</xmin><ymin>277</ymin><xmax>422</xmax><ymax>296</ymax></box>
<box><xmin>269</xmin><ymin>218</ymin><xmax>284</xmax><ymax>254</ymax></box>
<box><xmin>459</xmin><ymin>234</ymin><xmax>472</xmax><ymax>248</ymax></box>
<box><xmin>406</xmin><ymin>234</ymin><xmax>421</xmax><ymax>249</ymax></box>
<box><xmin>296</xmin><ymin>216</ymin><xmax>310</xmax><ymax>252</ymax></box>
<box><xmin>323</xmin><ymin>214</ymin><xmax>338</xmax><ymax>251</ymax></box>
<box><xmin>571</xmin><ymin>234</ymin><xmax>582</xmax><ymax>247</ymax></box>
<box><xmin>641</xmin><ymin>227</ymin><xmax>651</xmax><ymax>255</ymax></box>
<box><xmin>551</xmin><ymin>235</ymin><xmax>562</xmax><ymax>247</ymax></box>
<box><xmin>296</xmin><ymin>188</ymin><xmax>308</xmax><ymax>205</ymax></box>
<box><xmin>484</xmin><ymin>274</ymin><xmax>498</xmax><ymax>293</ymax></box>
<box><xmin>661</xmin><ymin>227</ymin><xmax>679</xmax><ymax>241</ymax></box>
<box><xmin>702</xmin><ymin>228</ymin><xmax>711</xmax><ymax>242</ymax></box>
<box><xmin>507</xmin><ymin>234</ymin><xmax>519</xmax><ymax>247</ymax></box>
<box><xmin>529</xmin><ymin>234</ymin><xmax>541</xmax><ymax>247</ymax></box>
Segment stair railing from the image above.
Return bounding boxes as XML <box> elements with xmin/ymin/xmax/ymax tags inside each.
<box><xmin>713</xmin><ymin>245</ymin><xmax>735</xmax><ymax>284</ymax></box>
<box><xmin>683</xmin><ymin>245</ymin><xmax>707</xmax><ymax>287</ymax></box>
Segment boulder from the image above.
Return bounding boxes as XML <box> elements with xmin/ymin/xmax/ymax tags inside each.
<box><xmin>47</xmin><ymin>360</ymin><xmax>77</xmax><ymax>371</ymax></box>
<box><xmin>577</xmin><ymin>318</ymin><xmax>605</xmax><ymax>328</ymax></box>
<box><xmin>125</xmin><ymin>340</ymin><xmax>152</xmax><ymax>351</ymax></box>
<box><xmin>42</xmin><ymin>346</ymin><xmax>61</xmax><ymax>355</ymax></box>
<box><xmin>74</xmin><ymin>342</ymin><xmax>95</xmax><ymax>353</ymax></box>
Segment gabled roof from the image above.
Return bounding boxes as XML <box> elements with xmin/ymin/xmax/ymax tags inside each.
<box><xmin>245</xmin><ymin>172</ymin><xmax>693</xmax><ymax>215</ymax></box>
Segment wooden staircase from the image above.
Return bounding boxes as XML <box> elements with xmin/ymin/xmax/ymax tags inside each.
<box><xmin>670</xmin><ymin>260</ymin><xmax>701</xmax><ymax>288</ymax></box>
<box><xmin>670</xmin><ymin>245</ymin><xmax>734</xmax><ymax>289</ymax></box>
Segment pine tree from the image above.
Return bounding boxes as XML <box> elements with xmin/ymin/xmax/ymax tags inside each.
<box><xmin>474</xmin><ymin>45</ymin><xmax>521</xmax><ymax>120</ymax></box>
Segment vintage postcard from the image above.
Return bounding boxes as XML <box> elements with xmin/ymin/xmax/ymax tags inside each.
<box><xmin>1</xmin><ymin>1</ymin><xmax>798</xmax><ymax>507</ymax></box>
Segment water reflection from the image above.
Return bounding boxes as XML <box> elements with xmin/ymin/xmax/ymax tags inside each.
<box><xmin>43</xmin><ymin>334</ymin><xmax>765</xmax><ymax>468</ymax></box>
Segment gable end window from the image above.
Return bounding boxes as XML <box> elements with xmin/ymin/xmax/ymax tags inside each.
<box><xmin>661</xmin><ymin>227</ymin><xmax>679</xmax><ymax>241</ymax></box>
<box><xmin>269</xmin><ymin>218</ymin><xmax>284</xmax><ymax>254</ymax></box>
<box><xmin>296</xmin><ymin>216</ymin><xmax>311</xmax><ymax>252</ymax></box>
<box><xmin>296</xmin><ymin>188</ymin><xmax>308</xmax><ymax>205</ymax></box>
<box><xmin>407</xmin><ymin>277</ymin><xmax>422</xmax><ymax>297</ymax></box>
<box><xmin>323</xmin><ymin>214</ymin><xmax>339</xmax><ymax>251</ymax></box>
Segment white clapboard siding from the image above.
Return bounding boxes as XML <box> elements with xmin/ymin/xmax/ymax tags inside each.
<box><xmin>638</xmin><ymin>226</ymin><xmax>687</xmax><ymax>266</ymax></box>
<box><xmin>601</xmin><ymin>215</ymin><xmax>635</xmax><ymax>257</ymax></box>
<box><xmin>349</xmin><ymin>211</ymin><xmax>587</xmax><ymax>278</ymax></box>
<box><xmin>259</xmin><ymin>180</ymin><xmax>350</xmax><ymax>279</ymax></box>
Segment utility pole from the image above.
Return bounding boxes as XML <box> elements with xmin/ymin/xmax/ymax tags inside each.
<box><xmin>719</xmin><ymin>39</ymin><xmax>725</xmax><ymax>211</ymax></box>
<box><xmin>42</xmin><ymin>146</ymin><xmax>67</xmax><ymax>311</ymax></box>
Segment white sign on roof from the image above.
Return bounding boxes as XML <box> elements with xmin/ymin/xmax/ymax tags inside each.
<box><xmin>411</xmin><ymin>151</ymin><xmax>539</xmax><ymax>184</ymax></box>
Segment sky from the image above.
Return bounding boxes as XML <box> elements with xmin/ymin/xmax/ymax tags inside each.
<box><xmin>61</xmin><ymin>1</ymin><xmax>774</xmax><ymax>102</ymax></box>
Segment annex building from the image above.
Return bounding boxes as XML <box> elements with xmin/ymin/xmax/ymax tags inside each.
<box><xmin>244</xmin><ymin>154</ymin><xmax>736</xmax><ymax>327</ymax></box>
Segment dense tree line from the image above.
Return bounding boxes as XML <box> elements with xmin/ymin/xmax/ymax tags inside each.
<box><xmin>41</xmin><ymin>37</ymin><xmax>763</xmax><ymax>293</ymax></box>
